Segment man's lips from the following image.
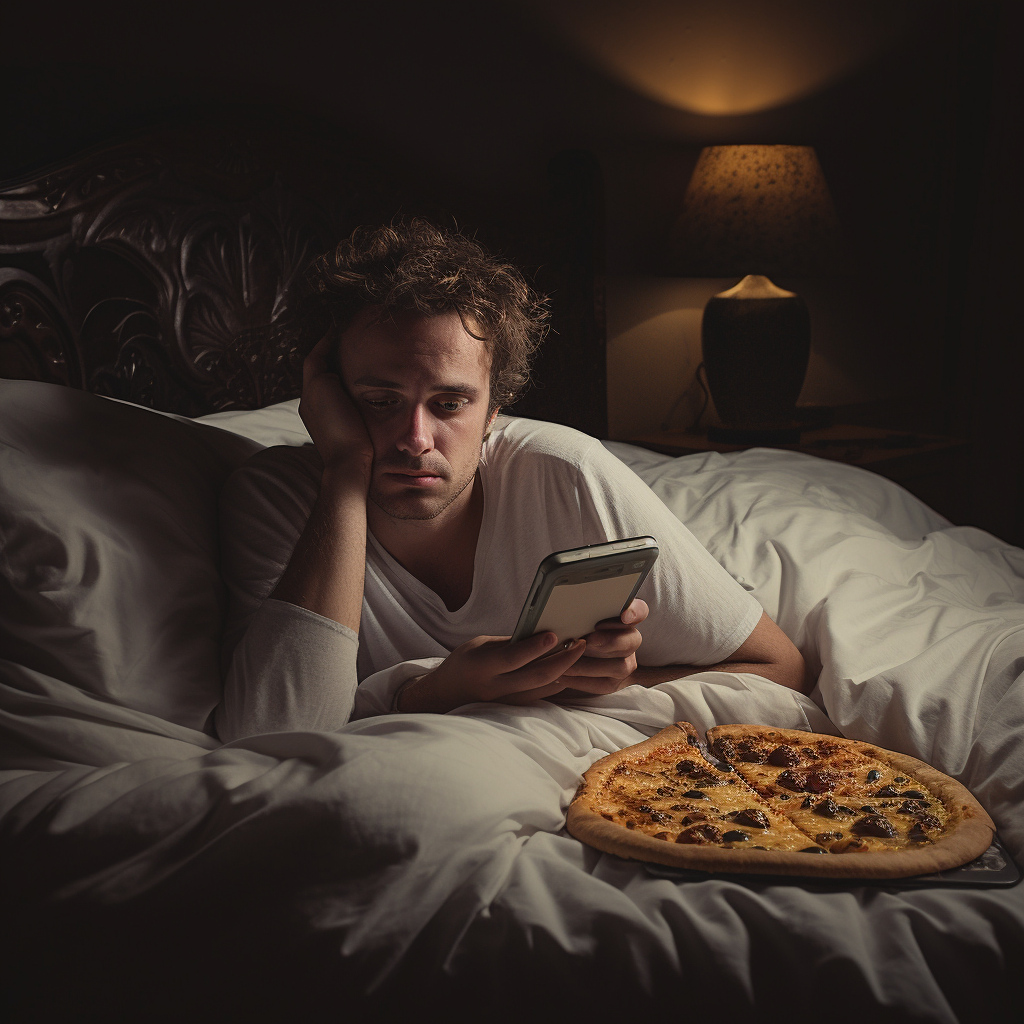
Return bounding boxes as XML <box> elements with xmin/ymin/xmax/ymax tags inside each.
<box><xmin>382</xmin><ymin>470</ymin><xmax>445</xmax><ymax>487</ymax></box>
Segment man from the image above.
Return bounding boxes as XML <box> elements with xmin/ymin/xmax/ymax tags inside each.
<box><xmin>215</xmin><ymin>221</ymin><xmax>806</xmax><ymax>742</ymax></box>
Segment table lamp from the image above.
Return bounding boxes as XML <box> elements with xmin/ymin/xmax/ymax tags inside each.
<box><xmin>668</xmin><ymin>145</ymin><xmax>841</xmax><ymax>444</ymax></box>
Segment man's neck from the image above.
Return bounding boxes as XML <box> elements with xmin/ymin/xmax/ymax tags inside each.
<box><xmin>368</xmin><ymin>472</ymin><xmax>484</xmax><ymax>612</ymax></box>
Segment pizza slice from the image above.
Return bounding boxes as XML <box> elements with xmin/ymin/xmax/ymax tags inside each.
<box><xmin>585</xmin><ymin>722</ymin><xmax>822</xmax><ymax>852</ymax></box>
<box><xmin>706</xmin><ymin>725</ymin><xmax>951</xmax><ymax>852</ymax></box>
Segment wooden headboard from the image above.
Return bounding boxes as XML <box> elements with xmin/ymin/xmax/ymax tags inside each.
<box><xmin>0</xmin><ymin>122</ymin><xmax>607</xmax><ymax>436</ymax></box>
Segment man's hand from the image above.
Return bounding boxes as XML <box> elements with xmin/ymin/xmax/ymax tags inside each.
<box><xmin>396</xmin><ymin>632</ymin><xmax>587</xmax><ymax>713</ymax></box>
<box><xmin>268</xmin><ymin>332</ymin><xmax>375</xmax><ymax>634</ymax></box>
<box><xmin>299</xmin><ymin>332</ymin><xmax>374</xmax><ymax>470</ymax></box>
<box><xmin>552</xmin><ymin>598</ymin><xmax>649</xmax><ymax>699</ymax></box>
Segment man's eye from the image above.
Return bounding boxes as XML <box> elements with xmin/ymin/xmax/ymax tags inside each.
<box><xmin>364</xmin><ymin>398</ymin><xmax>397</xmax><ymax>409</ymax></box>
<box><xmin>437</xmin><ymin>400</ymin><xmax>466</xmax><ymax>413</ymax></box>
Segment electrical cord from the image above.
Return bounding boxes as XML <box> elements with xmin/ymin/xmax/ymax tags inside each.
<box><xmin>661</xmin><ymin>362</ymin><xmax>710</xmax><ymax>432</ymax></box>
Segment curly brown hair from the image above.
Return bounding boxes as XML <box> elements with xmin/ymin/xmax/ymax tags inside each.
<box><xmin>308</xmin><ymin>219</ymin><xmax>550</xmax><ymax>413</ymax></box>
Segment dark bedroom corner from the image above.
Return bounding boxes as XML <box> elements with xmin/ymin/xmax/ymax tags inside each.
<box><xmin>2</xmin><ymin>2</ymin><xmax>1023</xmax><ymax>1022</ymax></box>
<box><xmin>3</xmin><ymin>0</ymin><xmax>1021</xmax><ymax>543</ymax></box>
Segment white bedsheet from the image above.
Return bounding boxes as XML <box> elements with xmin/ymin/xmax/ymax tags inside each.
<box><xmin>3</xmin><ymin>441</ymin><xmax>1023</xmax><ymax>1020</ymax></box>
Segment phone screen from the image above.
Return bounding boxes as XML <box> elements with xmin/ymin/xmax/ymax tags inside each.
<box><xmin>510</xmin><ymin>537</ymin><xmax>659</xmax><ymax>645</ymax></box>
<box><xmin>532</xmin><ymin>573</ymin><xmax>643</xmax><ymax>646</ymax></box>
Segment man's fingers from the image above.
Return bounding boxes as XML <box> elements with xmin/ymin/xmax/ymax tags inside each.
<box><xmin>592</xmin><ymin>598</ymin><xmax>650</xmax><ymax>633</ymax></box>
<box><xmin>308</xmin><ymin>330</ymin><xmax>335</xmax><ymax>361</ymax></box>
<box><xmin>579</xmin><ymin>625</ymin><xmax>642</xmax><ymax>659</ymax></box>
<box><xmin>496</xmin><ymin>631</ymin><xmax>564</xmax><ymax>671</ymax></box>
<box><xmin>302</xmin><ymin>332</ymin><xmax>336</xmax><ymax>387</ymax></box>
<box><xmin>622</xmin><ymin>598</ymin><xmax>649</xmax><ymax>625</ymax></box>
<box><xmin>561</xmin><ymin>654</ymin><xmax>635</xmax><ymax>679</ymax></box>
<box><xmin>499</xmin><ymin>639</ymin><xmax>586</xmax><ymax>692</ymax></box>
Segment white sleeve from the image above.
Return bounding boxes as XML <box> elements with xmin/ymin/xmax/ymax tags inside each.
<box><xmin>216</xmin><ymin>599</ymin><xmax>360</xmax><ymax>741</ymax></box>
<box><xmin>215</xmin><ymin>446</ymin><xmax>361</xmax><ymax>740</ymax></box>
<box><xmin>218</xmin><ymin>445</ymin><xmax>323</xmax><ymax>672</ymax></box>
<box><xmin>573</xmin><ymin>442</ymin><xmax>763</xmax><ymax>666</ymax></box>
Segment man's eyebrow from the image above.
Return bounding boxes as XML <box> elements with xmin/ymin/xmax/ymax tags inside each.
<box><xmin>352</xmin><ymin>375</ymin><xmax>481</xmax><ymax>396</ymax></box>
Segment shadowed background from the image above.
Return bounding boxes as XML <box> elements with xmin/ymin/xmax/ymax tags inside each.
<box><xmin>3</xmin><ymin>0</ymin><xmax>1021</xmax><ymax>542</ymax></box>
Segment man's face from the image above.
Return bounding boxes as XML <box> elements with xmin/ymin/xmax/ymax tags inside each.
<box><xmin>337</xmin><ymin>308</ymin><xmax>496</xmax><ymax>522</ymax></box>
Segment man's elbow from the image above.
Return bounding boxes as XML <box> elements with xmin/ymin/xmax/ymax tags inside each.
<box><xmin>775</xmin><ymin>644</ymin><xmax>810</xmax><ymax>694</ymax></box>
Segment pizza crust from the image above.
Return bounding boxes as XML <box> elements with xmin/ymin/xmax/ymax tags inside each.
<box><xmin>567</xmin><ymin>723</ymin><xmax>996</xmax><ymax>879</ymax></box>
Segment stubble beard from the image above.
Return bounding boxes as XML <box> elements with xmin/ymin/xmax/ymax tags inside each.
<box><xmin>369</xmin><ymin>452</ymin><xmax>482</xmax><ymax>522</ymax></box>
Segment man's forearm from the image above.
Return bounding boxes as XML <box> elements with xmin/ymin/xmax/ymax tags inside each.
<box><xmin>630</xmin><ymin>656</ymin><xmax>809</xmax><ymax>693</ymax></box>
<box><xmin>268</xmin><ymin>456</ymin><xmax>371</xmax><ymax>633</ymax></box>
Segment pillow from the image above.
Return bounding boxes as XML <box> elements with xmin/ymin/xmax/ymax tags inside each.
<box><xmin>0</xmin><ymin>380</ymin><xmax>262</xmax><ymax>731</ymax></box>
<box><xmin>196</xmin><ymin>399</ymin><xmax>312</xmax><ymax>447</ymax></box>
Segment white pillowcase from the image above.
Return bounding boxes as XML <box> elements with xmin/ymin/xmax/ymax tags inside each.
<box><xmin>196</xmin><ymin>399</ymin><xmax>312</xmax><ymax>447</ymax></box>
<box><xmin>0</xmin><ymin>380</ymin><xmax>262</xmax><ymax>730</ymax></box>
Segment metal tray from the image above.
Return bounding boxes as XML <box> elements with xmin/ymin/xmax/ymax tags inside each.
<box><xmin>642</xmin><ymin>834</ymin><xmax>1020</xmax><ymax>889</ymax></box>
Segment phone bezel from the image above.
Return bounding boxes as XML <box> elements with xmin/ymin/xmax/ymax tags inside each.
<box><xmin>509</xmin><ymin>537</ymin><xmax>659</xmax><ymax>644</ymax></box>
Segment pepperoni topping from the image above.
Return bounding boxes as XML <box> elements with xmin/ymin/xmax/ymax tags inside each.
<box><xmin>711</xmin><ymin>739</ymin><xmax>737</xmax><ymax>762</ymax></box>
<box><xmin>852</xmin><ymin>813</ymin><xmax>897</xmax><ymax>838</ymax></box>
<box><xmin>675</xmin><ymin>824</ymin><xmax>724</xmax><ymax>845</ymax></box>
<box><xmin>777</xmin><ymin>769</ymin><xmax>810</xmax><ymax>792</ymax></box>
<box><xmin>767</xmin><ymin>745</ymin><xmax>802</xmax><ymax>767</ymax></box>
<box><xmin>738</xmin><ymin>745</ymin><xmax>768</xmax><ymax>764</ymax></box>
<box><xmin>680</xmin><ymin>811</ymin><xmax>713</xmax><ymax>825</ymax></box>
<box><xmin>806</xmin><ymin>769</ymin><xmax>842</xmax><ymax>793</ymax></box>
<box><xmin>814</xmin><ymin>798</ymin><xmax>839</xmax><ymax>818</ymax></box>
<box><xmin>732</xmin><ymin>808</ymin><xmax>771</xmax><ymax>830</ymax></box>
<box><xmin>898</xmin><ymin>799</ymin><xmax>929</xmax><ymax>815</ymax></box>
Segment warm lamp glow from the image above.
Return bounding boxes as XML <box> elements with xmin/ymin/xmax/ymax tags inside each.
<box><xmin>528</xmin><ymin>0</ymin><xmax>910</xmax><ymax>115</ymax></box>
<box><xmin>668</xmin><ymin>145</ymin><xmax>841</xmax><ymax>278</ymax></box>
<box><xmin>666</xmin><ymin>144</ymin><xmax>841</xmax><ymax>442</ymax></box>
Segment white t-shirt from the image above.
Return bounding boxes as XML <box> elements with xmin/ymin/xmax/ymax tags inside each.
<box><xmin>215</xmin><ymin>417</ymin><xmax>761</xmax><ymax>738</ymax></box>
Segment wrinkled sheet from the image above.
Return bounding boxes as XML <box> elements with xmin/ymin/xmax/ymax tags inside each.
<box><xmin>3</xmin><ymin>445</ymin><xmax>1023</xmax><ymax>1021</ymax></box>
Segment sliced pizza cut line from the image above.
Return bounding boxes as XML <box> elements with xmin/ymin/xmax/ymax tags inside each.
<box><xmin>705</xmin><ymin>725</ymin><xmax>954</xmax><ymax>853</ymax></box>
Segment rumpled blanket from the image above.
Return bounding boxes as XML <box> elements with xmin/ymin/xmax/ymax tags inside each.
<box><xmin>3</xmin><ymin>443</ymin><xmax>1022</xmax><ymax>1022</ymax></box>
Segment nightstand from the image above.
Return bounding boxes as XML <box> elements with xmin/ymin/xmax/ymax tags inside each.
<box><xmin>620</xmin><ymin>424</ymin><xmax>970</xmax><ymax>523</ymax></box>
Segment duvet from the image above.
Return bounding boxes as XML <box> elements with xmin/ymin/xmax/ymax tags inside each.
<box><xmin>1</xmin><ymin>381</ymin><xmax>1022</xmax><ymax>1022</ymax></box>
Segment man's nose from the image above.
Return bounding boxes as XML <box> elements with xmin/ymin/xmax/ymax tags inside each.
<box><xmin>397</xmin><ymin>404</ymin><xmax>434</xmax><ymax>456</ymax></box>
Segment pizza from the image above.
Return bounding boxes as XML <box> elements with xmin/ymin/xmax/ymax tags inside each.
<box><xmin>566</xmin><ymin>723</ymin><xmax>995</xmax><ymax>878</ymax></box>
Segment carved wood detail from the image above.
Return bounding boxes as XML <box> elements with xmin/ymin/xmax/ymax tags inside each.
<box><xmin>0</xmin><ymin>124</ymin><xmax>607</xmax><ymax>432</ymax></box>
<box><xmin>0</xmin><ymin>127</ymin><xmax>407</xmax><ymax>415</ymax></box>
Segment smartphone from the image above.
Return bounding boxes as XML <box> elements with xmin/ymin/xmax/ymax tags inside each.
<box><xmin>510</xmin><ymin>537</ymin><xmax>659</xmax><ymax>646</ymax></box>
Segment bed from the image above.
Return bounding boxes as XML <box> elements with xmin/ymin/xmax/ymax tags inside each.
<box><xmin>2</xmin><ymin>125</ymin><xmax>1022</xmax><ymax>1022</ymax></box>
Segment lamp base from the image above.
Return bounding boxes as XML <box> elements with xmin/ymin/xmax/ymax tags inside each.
<box><xmin>701</xmin><ymin>275</ymin><xmax>811</xmax><ymax>442</ymax></box>
<box><xmin>707</xmin><ymin>423</ymin><xmax>802</xmax><ymax>445</ymax></box>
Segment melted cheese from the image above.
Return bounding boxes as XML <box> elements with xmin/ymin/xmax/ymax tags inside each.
<box><xmin>587</xmin><ymin>731</ymin><xmax>950</xmax><ymax>856</ymax></box>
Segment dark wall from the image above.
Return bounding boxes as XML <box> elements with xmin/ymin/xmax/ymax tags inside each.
<box><xmin>4</xmin><ymin>0</ymin><xmax>1021</xmax><ymax>542</ymax></box>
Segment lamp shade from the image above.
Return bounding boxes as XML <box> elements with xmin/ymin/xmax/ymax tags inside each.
<box><xmin>667</xmin><ymin>145</ymin><xmax>841</xmax><ymax>278</ymax></box>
